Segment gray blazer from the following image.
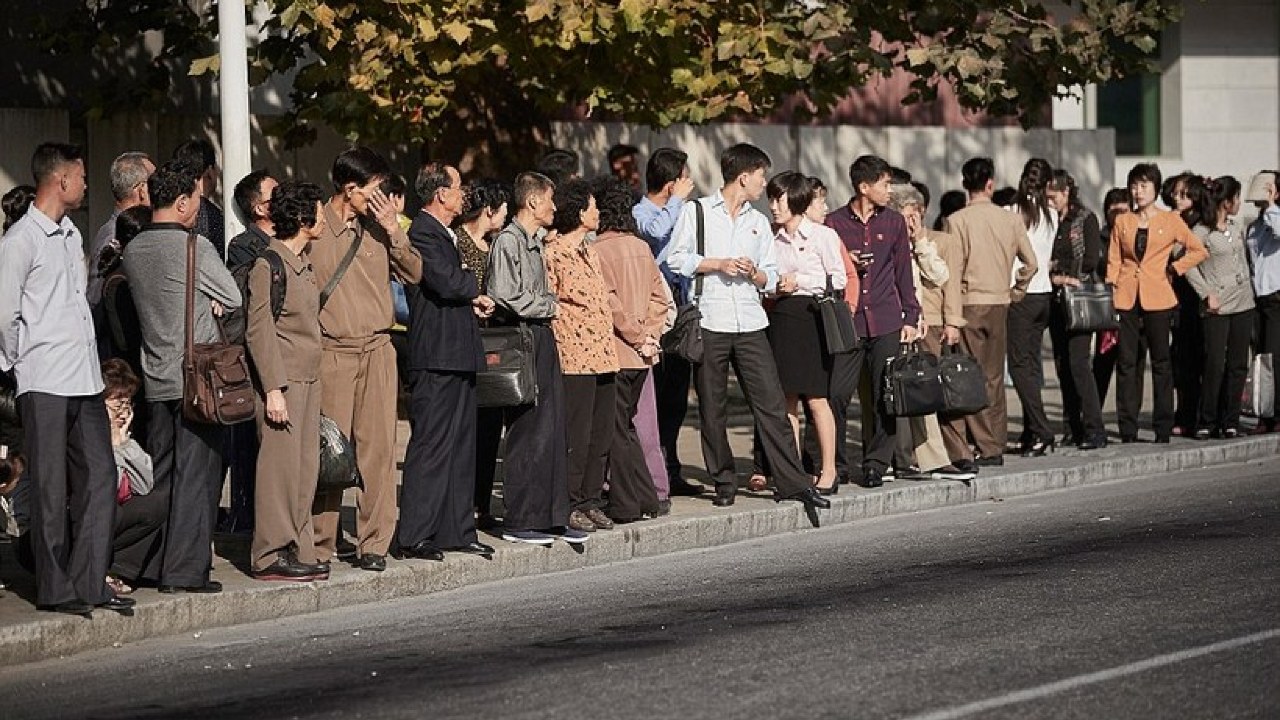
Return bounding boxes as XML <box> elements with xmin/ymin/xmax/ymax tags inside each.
<box><xmin>1187</xmin><ymin>223</ymin><xmax>1256</xmax><ymax>315</ymax></box>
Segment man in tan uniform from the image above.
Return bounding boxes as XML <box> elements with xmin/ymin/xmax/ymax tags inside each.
<box><xmin>310</xmin><ymin>147</ymin><xmax>422</xmax><ymax>571</ymax></box>
<box><xmin>944</xmin><ymin>157</ymin><xmax>1037</xmax><ymax>467</ymax></box>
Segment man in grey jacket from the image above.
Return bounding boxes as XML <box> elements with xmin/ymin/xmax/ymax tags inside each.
<box><xmin>123</xmin><ymin>158</ymin><xmax>241</xmax><ymax>593</ymax></box>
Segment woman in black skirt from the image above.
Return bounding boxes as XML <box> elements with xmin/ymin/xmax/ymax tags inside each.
<box><xmin>765</xmin><ymin>172</ymin><xmax>847</xmax><ymax>492</ymax></box>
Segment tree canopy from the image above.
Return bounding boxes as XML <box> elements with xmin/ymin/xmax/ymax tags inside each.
<box><xmin>38</xmin><ymin>1</ymin><xmax>1180</xmax><ymax>153</ymax></box>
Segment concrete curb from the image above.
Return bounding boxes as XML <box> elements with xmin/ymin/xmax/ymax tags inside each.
<box><xmin>3</xmin><ymin>434</ymin><xmax>1276</xmax><ymax>665</ymax></box>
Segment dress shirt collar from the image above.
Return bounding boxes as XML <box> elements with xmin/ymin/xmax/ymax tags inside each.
<box><xmin>27</xmin><ymin>206</ymin><xmax>73</xmax><ymax>237</ymax></box>
<box><xmin>143</xmin><ymin>221</ymin><xmax>191</xmax><ymax>233</ymax></box>
<box><xmin>509</xmin><ymin>219</ymin><xmax>547</xmax><ymax>251</ymax></box>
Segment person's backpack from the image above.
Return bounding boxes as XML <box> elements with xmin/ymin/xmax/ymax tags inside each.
<box><xmin>225</xmin><ymin>248</ymin><xmax>288</xmax><ymax>344</ymax></box>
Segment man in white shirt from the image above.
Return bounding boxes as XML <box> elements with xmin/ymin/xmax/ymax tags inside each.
<box><xmin>665</xmin><ymin>143</ymin><xmax>828</xmax><ymax>517</ymax></box>
<box><xmin>0</xmin><ymin>142</ymin><xmax>130</xmax><ymax>616</ymax></box>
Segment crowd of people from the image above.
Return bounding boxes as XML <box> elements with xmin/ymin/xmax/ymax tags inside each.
<box><xmin>0</xmin><ymin>135</ymin><xmax>1277</xmax><ymax>618</ymax></box>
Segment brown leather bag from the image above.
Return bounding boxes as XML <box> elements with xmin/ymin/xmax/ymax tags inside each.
<box><xmin>182</xmin><ymin>231</ymin><xmax>256</xmax><ymax>425</ymax></box>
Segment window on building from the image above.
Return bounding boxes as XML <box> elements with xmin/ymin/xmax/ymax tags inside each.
<box><xmin>1097</xmin><ymin>73</ymin><xmax>1162</xmax><ymax>156</ymax></box>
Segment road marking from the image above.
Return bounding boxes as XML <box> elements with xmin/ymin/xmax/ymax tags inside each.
<box><xmin>902</xmin><ymin>628</ymin><xmax>1280</xmax><ymax>720</ymax></box>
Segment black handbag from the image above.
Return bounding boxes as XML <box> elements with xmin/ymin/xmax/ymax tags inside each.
<box><xmin>882</xmin><ymin>343</ymin><xmax>947</xmax><ymax>417</ymax></box>
<box><xmin>477</xmin><ymin>325</ymin><xmax>538</xmax><ymax>408</ymax></box>
<box><xmin>817</xmin><ymin>275</ymin><xmax>857</xmax><ymax>355</ymax></box>
<box><xmin>660</xmin><ymin>201</ymin><xmax>706</xmax><ymax>363</ymax></box>
<box><xmin>938</xmin><ymin>344</ymin><xmax>988</xmax><ymax>415</ymax></box>
<box><xmin>1058</xmin><ymin>277</ymin><xmax>1118</xmax><ymax>332</ymax></box>
<box><xmin>318</xmin><ymin>414</ymin><xmax>363</xmax><ymax>491</ymax></box>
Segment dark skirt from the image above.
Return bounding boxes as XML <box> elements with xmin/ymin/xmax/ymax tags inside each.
<box><xmin>766</xmin><ymin>295</ymin><xmax>830</xmax><ymax>398</ymax></box>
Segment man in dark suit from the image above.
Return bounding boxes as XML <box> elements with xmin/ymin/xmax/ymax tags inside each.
<box><xmin>396</xmin><ymin>162</ymin><xmax>496</xmax><ymax>560</ymax></box>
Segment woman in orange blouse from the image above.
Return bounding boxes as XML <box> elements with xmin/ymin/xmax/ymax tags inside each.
<box><xmin>1106</xmin><ymin>163</ymin><xmax>1208</xmax><ymax>442</ymax></box>
<box><xmin>545</xmin><ymin>179</ymin><xmax>622</xmax><ymax>533</ymax></box>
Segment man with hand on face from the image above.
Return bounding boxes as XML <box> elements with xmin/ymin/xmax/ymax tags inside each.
<box><xmin>309</xmin><ymin>147</ymin><xmax>423</xmax><ymax>572</ymax></box>
<box><xmin>664</xmin><ymin>143</ymin><xmax>829</xmax><ymax>517</ymax></box>
<box><xmin>396</xmin><ymin>162</ymin><xmax>496</xmax><ymax>560</ymax></box>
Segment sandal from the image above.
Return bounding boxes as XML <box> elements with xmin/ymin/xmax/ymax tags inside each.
<box><xmin>106</xmin><ymin>576</ymin><xmax>134</xmax><ymax>595</ymax></box>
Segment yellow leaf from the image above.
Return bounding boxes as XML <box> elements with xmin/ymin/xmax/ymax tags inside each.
<box><xmin>417</xmin><ymin>17</ymin><xmax>438</xmax><ymax>40</ymax></box>
<box><xmin>443</xmin><ymin>21</ymin><xmax>471</xmax><ymax>44</ymax></box>
<box><xmin>905</xmin><ymin>46</ymin><xmax>931</xmax><ymax>67</ymax></box>
<box><xmin>526</xmin><ymin>0</ymin><xmax>552</xmax><ymax>23</ymax></box>
<box><xmin>312</xmin><ymin>3</ymin><xmax>336</xmax><ymax>30</ymax></box>
<box><xmin>355</xmin><ymin>21</ymin><xmax>377</xmax><ymax>44</ymax></box>
<box><xmin>188</xmin><ymin>54</ymin><xmax>221</xmax><ymax>76</ymax></box>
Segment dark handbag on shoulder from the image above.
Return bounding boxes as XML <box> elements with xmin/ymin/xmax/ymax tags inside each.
<box><xmin>182</xmin><ymin>231</ymin><xmax>256</xmax><ymax>425</ymax></box>
<box><xmin>660</xmin><ymin>201</ymin><xmax>706</xmax><ymax>363</ymax></box>
<box><xmin>1058</xmin><ymin>277</ymin><xmax>1119</xmax><ymax>332</ymax></box>
<box><xmin>938</xmin><ymin>344</ymin><xmax>988</xmax><ymax>416</ymax></box>
<box><xmin>477</xmin><ymin>325</ymin><xmax>538</xmax><ymax>408</ymax></box>
<box><xmin>817</xmin><ymin>275</ymin><xmax>858</xmax><ymax>355</ymax></box>
<box><xmin>318</xmin><ymin>414</ymin><xmax>363</xmax><ymax>491</ymax></box>
<box><xmin>881</xmin><ymin>343</ymin><xmax>946</xmax><ymax>418</ymax></box>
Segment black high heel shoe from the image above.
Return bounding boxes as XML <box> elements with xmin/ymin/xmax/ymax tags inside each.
<box><xmin>1022</xmin><ymin>438</ymin><xmax>1055</xmax><ymax>457</ymax></box>
<box><xmin>814</xmin><ymin>476</ymin><xmax>840</xmax><ymax>496</ymax></box>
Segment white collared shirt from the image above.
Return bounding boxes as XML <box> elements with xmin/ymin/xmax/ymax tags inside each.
<box><xmin>0</xmin><ymin>206</ymin><xmax>104</xmax><ymax>397</ymax></box>
<box><xmin>664</xmin><ymin>192</ymin><xmax>778</xmax><ymax>333</ymax></box>
<box><xmin>774</xmin><ymin>218</ymin><xmax>848</xmax><ymax>296</ymax></box>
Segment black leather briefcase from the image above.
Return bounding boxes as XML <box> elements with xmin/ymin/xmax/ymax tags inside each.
<box><xmin>477</xmin><ymin>326</ymin><xmax>538</xmax><ymax>408</ymax></box>
<box><xmin>882</xmin><ymin>343</ymin><xmax>946</xmax><ymax>417</ymax></box>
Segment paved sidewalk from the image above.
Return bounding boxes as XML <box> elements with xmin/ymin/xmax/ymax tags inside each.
<box><xmin>1</xmin><ymin>377</ymin><xmax>1274</xmax><ymax>664</ymax></box>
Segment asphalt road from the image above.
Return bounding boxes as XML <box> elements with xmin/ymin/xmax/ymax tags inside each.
<box><xmin>3</xmin><ymin>459</ymin><xmax>1278</xmax><ymax>720</ymax></box>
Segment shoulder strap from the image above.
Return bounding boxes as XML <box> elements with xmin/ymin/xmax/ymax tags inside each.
<box><xmin>261</xmin><ymin>249</ymin><xmax>288</xmax><ymax>321</ymax></box>
<box><xmin>320</xmin><ymin>223</ymin><xmax>363</xmax><ymax>311</ymax></box>
<box><xmin>184</xmin><ymin>230</ymin><xmax>197</xmax><ymax>368</ymax></box>
<box><xmin>693</xmin><ymin>200</ymin><xmax>705</xmax><ymax>300</ymax></box>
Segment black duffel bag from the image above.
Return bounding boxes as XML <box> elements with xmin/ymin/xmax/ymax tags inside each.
<box><xmin>882</xmin><ymin>343</ymin><xmax>946</xmax><ymax>417</ymax></box>
<box><xmin>477</xmin><ymin>325</ymin><xmax>538</xmax><ymax>408</ymax></box>
<box><xmin>938</xmin><ymin>344</ymin><xmax>988</xmax><ymax>415</ymax></box>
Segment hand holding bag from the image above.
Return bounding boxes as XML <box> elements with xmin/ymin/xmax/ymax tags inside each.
<box><xmin>1058</xmin><ymin>277</ymin><xmax>1119</xmax><ymax>332</ymax></box>
<box><xmin>182</xmin><ymin>231</ymin><xmax>256</xmax><ymax>425</ymax></box>
<box><xmin>881</xmin><ymin>343</ymin><xmax>946</xmax><ymax>417</ymax></box>
<box><xmin>817</xmin><ymin>274</ymin><xmax>858</xmax><ymax>355</ymax></box>
<box><xmin>938</xmin><ymin>344</ymin><xmax>988</xmax><ymax>415</ymax></box>
<box><xmin>660</xmin><ymin>201</ymin><xmax>706</xmax><ymax>363</ymax></box>
<box><xmin>477</xmin><ymin>325</ymin><xmax>538</xmax><ymax>408</ymax></box>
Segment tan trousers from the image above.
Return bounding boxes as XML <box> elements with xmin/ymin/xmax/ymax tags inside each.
<box><xmin>959</xmin><ymin>304</ymin><xmax>1010</xmax><ymax>459</ymax></box>
<box><xmin>920</xmin><ymin>328</ymin><xmax>974</xmax><ymax>463</ymax></box>
<box><xmin>251</xmin><ymin>380</ymin><xmax>321</xmax><ymax>571</ymax></box>
<box><xmin>312</xmin><ymin>341</ymin><xmax>398</xmax><ymax>560</ymax></box>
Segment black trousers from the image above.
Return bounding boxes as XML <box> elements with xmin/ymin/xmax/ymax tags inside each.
<box><xmin>1257</xmin><ymin>292</ymin><xmax>1280</xmax><ymax>428</ymax></box>
<box><xmin>473</xmin><ymin>407</ymin><xmax>503</xmax><ymax>516</ymax></box>
<box><xmin>563</xmin><ymin>373</ymin><xmax>616</xmax><ymax>513</ymax></box>
<box><xmin>828</xmin><ymin>332</ymin><xmax>899</xmax><ymax>475</ymax></box>
<box><xmin>226</xmin><ymin>419</ymin><xmax>257</xmax><ymax>533</ymax></box>
<box><xmin>1049</xmin><ymin>300</ymin><xmax>1104</xmax><ymax>440</ymax></box>
<box><xmin>609</xmin><ymin>369</ymin><xmax>661</xmax><ymax>520</ymax></box>
<box><xmin>653</xmin><ymin>351</ymin><xmax>691</xmax><ymax>481</ymax></box>
<box><xmin>1172</xmin><ymin>278</ymin><xmax>1204</xmax><ymax>430</ymax></box>
<box><xmin>1007</xmin><ymin>292</ymin><xmax>1054</xmax><ymax>444</ymax></box>
<box><xmin>694</xmin><ymin>329</ymin><xmax>808</xmax><ymax>497</ymax></box>
<box><xmin>399</xmin><ymin>370</ymin><xmax>478</xmax><ymax>549</ymax></box>
<box><xmin>1199</xmin><ymin>310</ymin><xmax>1255</xmax><ymax>432</ymax></box>
<box><xmin>148</xmin><ymin>399</ymin><xmax>224</xmax><ymax>587</ymax></box>
<box><xmin>501</xmin><ymin>324</ymin><xmax>570</xmax><ymax>532</ymax></box>
<box><xmin>111</xmin><ymin>488</ymin><xmax>167</xmax><ymax>583</ymax></box>
<box><xmin>18</xmin><ymin>393</ymin><xmax>116</xmax><ymax>606</ymax></box>
<box><xmin>1117</xmin><ymin>308</ymin><xmax>1174</xmax><ymax>439</ymax></box>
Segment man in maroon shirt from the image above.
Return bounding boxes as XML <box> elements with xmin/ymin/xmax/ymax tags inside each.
<box><xmin>825</xmin><ymin>155</ymin><xmax>921</xmax><ymax>487</ymax></box>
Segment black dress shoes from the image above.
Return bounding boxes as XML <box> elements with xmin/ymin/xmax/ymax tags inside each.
<box><xmin>253</xmin><ymin>558</ymin><xmax>323</xmax><ymax>581</ymax></box>
<box><xmin>396</xmin><ymin>541</ymin><xmax>445</xmax><ymax>561</ymax></box>
<box><xmin>97</xmin><ymin>596</ymin><xmax>136</xmax><ymax>615</ymax></box>
<box><xmin>786</xmin><ymin>486</ymin><xmax>831</xmax><ymax>510</ymax></box>
<box><xmin>158</xmin><ymin>580</ymin><xmax>223</xmax><ymax>594</ymax></box>
<box><xmin>975</xmin><ymin>455</ymin><xmax>1004</xmax><ymax>467</ymax></box>
<box><xmin>449</xmin><ymin>542</ymin><xmax>495</xmax><ymax>556</ymax></box>
<box><xmin>669</xmin><ymin>478</ymin><xmax>707</xmax><ymax>496</ymax></box>
<box><xmin>1078</xmin><ymin>433</ymin><xmax>1108</xmax><ymax>451</ymax></box>
<box><xmin>1022</xmin><ymin>439</ymin><xmax>1055</xmax><ymax>457</ymax></box>
<box><xmin>712</xmin><ymin>485</ymin><xmax>736</xmax><ymax>507</ymax></box>
<box><xmin>356</xmin><ymin>554</ymin><xmax>386</xmax><ymax>571</ymax></box>
<box><xmin>336</xmin><ymin>537</ymin><xmax>359</xmax><ymax>561</ymax></box>
<box><xmin>40</xmin><ymin>600</ymin><xmax>93</xmax><ymax>616</ymax></box>
<box><xmin>862</xmin><ymin>468</ymin><xmax>885</xmax><ymax>488</ymax></box>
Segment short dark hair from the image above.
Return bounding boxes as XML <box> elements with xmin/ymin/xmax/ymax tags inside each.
<box><xmin>1103</xmin><ymin>187</ymin><xmax>1130</xmax><ymax>210</ymax></box>
<box><xmin>608</xmin><ymin>143</ymin><xmax>639</xmax><ymax>165</ymax></box>
<box><xmin>808</xmin><ymin>176</ymin><xmax>828</xmax><ymax>196</ymax></box>
<box><xmin>961</xmin><ymin>157</ymin><xmax>995</xmax><ymax>192</ymax></box>
<box><xmin>592</xmin><ymin>176</ymin><xmax>640</xmax><ymax>234</ymax></box>
<box><xmin>269</xmin><ymin>181</ymin><xmax>326</xmax><ymax>240</ymax></box>
<box><xmin>1048</xmin><ymin>169</ymin><xmax>1080</xmax><ymax>210</ymax></box>
<box><xmin>2</xmin><ymin>185</ymin><xmax>35</xmax><ymax>231</ymax></box>
<box><xmin>31</xmin><ymin>142</ymin><xmax>84</xmax><ymax>185</ymax></box>
<box><xmin>991</xmin><ymin>186</ymin><xmax>1018</xmax><ymax>207</ymax></box>
<box><xmin>766</xmin><ymin>171</ymin><xmax>814</xmax><ymax>216</ymax></box>
<box><xmin>551</xmin><ymin>178</ymin><xmax>594</xmax><ymax>234</ymax></box>
<box><xmin>148</xmin><ymin>158</ymin><xmax>201</xmax><ymax>211</ymax></box>
<box><xmin>115</xmin><ymin>205</ymin><xmax>152</xmax><ymax>247</ymax></box>
<box><xmin>233</xmin><ymin>170</ymin><xmax>274</xmax><ymax>221</ymax></box>
<box><xmin>1159</xmin><ymin>171</ymin><xmax>1195</xmax><ymax>208</ymax></box>
<box><xmin>172</xmin><ymin>138</ymin><xmax>216</xmax><ymax>172</ymax></box>
<box><xmin>849</xmin><ymin>155</ymin><xmax>891</xmax><ymax>197</ymax></box>
<box><xmin>331</xmin><ymin>146</ymin><xmax>391</xmax><ymax>191</ymax></box>
<box><xmin>720</xmin><ymin>143</ymin><xmax>771</xmax><ymax>184</ymax></box>
<box><xmin>1126</xmin><ymin>162</ymin><xmax>1162</xmax><ymax>191</ymax></box>
<box><xmin>933</xmin><ymin>190</ymin><xmax>968</xmax><ymax>231</ymax></box>
<box><xmin>1178</xmin><ymin>174</ymin><xmax>1210</xmax><ymax>228</ymax></box>
<box><xmin>537</xmin><ymin>149</ymin><xmax>580</xmax><ymax>186</ymax></box>
<box><xmin>381</xmin><ymin>173</ymin><xmax>407</xmax><ymax>198</ymax></box>
<box><xmin>101</xmin><ymin>358</ymin><xmax>140</xmax><ymax>399</ymax></box>
<box><xmin>911</xmin><ymin>181</ymin><xmax>931</xmax><ymax>211</ymax></box>
<box><xmin>645</xmin><ymin>148</ymin><xmax>688</xmax><ymax>193</ymax></box>
<box><xmin>414</xmin><ymin>162</ymin><xmax>452</xmax><ymax>205</ymax></box>
<box><xmin>513</xmin><ymin>171</ymin><xmax>555</xmax><ymax>211</ymax></box>
<box><xmin>889</xmin><ymin>166</ymin><xmax>913</xmax><ymax>184</ymax></box>
<box><xmin>458</xmin><ymin>179</ymin><xmax>511</xmax><ymax>225</ymax></box>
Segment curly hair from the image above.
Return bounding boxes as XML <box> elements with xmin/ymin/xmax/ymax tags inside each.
<box><xmin>458</xmin><ymin>179</ymin><xmax>511</xmax><ymax>225</ymax></box>
<box><xmin>551</xmin><ymin>178</ymin><xmax>594</xmax><ymax>234</ymax></box>
<box><xmin>591</xmin><ymin>176</ymin><xmax>639</xmax><ymax>234</ymax></box>
<box><xmin>101</xmin><ymin>358</ymin><xmax>140</xmax><ymax>399</ymax></box>
<box><xmin>148</xmin><ymin>158</ymin><xmax>201</xmax><ymax>211</ymax></box>
<box><xmin>2</xmin><ymin>185</ymin><xmax>35</xmax><ymax>231</ymax></box>
<box><xmin>269</xmin><ymin>181</ymin><xmax>326</xmax><ymax>240</ymax></box>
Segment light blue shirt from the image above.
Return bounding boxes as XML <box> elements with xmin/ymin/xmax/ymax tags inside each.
<box><xmin>0</xmin><ymin>206</ymin><xmax>104</xmax><ymax>397</ymax></box>
<box><xmin>634</xmin><ymin>195</ymin><xmax>688</xmax><ymax>303</ymax></box>
<box><xmin>1246</xmin><ymin>204</ymin><xmax>1280</xmax><ymax>297</ymax></box>
<box><xmin>664</xmin><ymin>192</ymin><xmax>777</xmax><ymax>334</ymax></box>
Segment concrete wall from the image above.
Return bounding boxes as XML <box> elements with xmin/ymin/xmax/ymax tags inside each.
<box><xmin>553</xmin><ymin>122</ymin><xmax>1117</xmax><ymax>223</ymax></box>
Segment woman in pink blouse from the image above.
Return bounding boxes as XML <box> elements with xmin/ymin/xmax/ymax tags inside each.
<box><xmin>766</xmin><ymin>172</ymin><xmax>848</xmax><ymax>493</ymax></box>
